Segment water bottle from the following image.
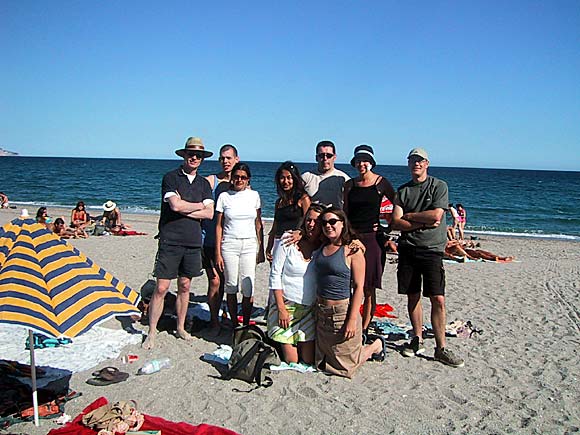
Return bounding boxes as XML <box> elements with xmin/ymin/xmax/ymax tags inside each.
<box><xmin>138</xmin><ymin>358</ymin><xmax>171</xmax><ymax>375</ymax></box>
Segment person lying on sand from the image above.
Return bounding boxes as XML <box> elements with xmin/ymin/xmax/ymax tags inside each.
<box><xmin>53</xmin><ymin>217</ymin><xmax>88</xmax><ymax>239</ymax></box>
<box><xmin>445</xmin><ymin>240</ymin><xmax>514</xmax><ymax>262</ymax></box>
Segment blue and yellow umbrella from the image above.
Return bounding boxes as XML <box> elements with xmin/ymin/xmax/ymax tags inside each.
<box><xmin>0</xmin><ymin>214</ymin><xmax>141</xmax><ymax>425</ymax></box>
<box><xmin>0</xmin><ymin>216</ymin><xmax>140</xmax><ymax>337</ymax></box>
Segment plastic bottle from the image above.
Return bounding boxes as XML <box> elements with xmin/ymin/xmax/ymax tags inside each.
<box><xmin>137</xmin><ymin>358</ymin><xmax>171</xmax><ymax>375</ymax></box>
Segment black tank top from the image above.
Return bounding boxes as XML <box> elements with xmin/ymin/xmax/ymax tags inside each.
<box><xmin>274</xmin><ymin>203</ymin><xmax>303</xmax><ymax>237</ymax></box>
<box><xmin>347</xmin><ymin>184</ymin><xmax>382</xmax><ymax>233</ymax></box>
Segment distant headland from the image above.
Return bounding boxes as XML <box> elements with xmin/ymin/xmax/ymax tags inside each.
<box><xmin>0</xmin><ymin>148</ymin><xmax>18</xmax><ymax>156</ymax></box>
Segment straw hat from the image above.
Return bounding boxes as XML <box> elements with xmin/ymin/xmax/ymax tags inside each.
<box><xmin>103</xmin><ymin>201</ymin><xmax>117</xmax><ymax>212</ymax></box>
<box><xmin>175</xmin><ymin>137</ymin><xmax>213</xmax><ymax>158</ymax></box>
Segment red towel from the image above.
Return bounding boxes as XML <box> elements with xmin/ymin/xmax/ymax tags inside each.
<box><xmin>48</xmin><ymin>397</ymin><xmax>240</xmax><ymax>435</ymax></box>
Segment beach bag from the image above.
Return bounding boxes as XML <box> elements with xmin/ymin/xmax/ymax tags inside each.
<box><xmin>93</xmin><ymin>224</ymin><xmax>106</xmax><ymax>236</ymax></box>
<box><xmin>81</xmin><ymin>400</ymin><xmax>144</xmax><ymax>435</ymax></box>
<box><xmin>222</xmin><ymin>325</ymin><xmax>280</xmax><ymax>388</ymax></box>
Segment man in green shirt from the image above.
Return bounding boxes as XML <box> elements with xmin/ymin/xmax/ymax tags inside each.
<box><xmin>391</xmin><ymin>148</ymin><xmax>464</xmax><ymax>367</ymax></box>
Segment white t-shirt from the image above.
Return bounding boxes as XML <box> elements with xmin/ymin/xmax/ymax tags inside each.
<box><xmin>216</xmin><ymin>189</ymin><xmax>261</xmax><ymax>239</ymax></box>
<box><xmin>269</xmin><ymin>243</ymin><xmax>316</xmax><ymax>305</ymax></box>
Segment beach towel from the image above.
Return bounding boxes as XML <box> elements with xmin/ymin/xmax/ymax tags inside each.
<box><xmin>113</xmin><ymin>230</ymin><xmax>147</xmax><ymax>236</ymax></box>
<box><xmin>48</xmin><ymin>397</ymin><xmax>241</xmax><ymax>435</ymax></box>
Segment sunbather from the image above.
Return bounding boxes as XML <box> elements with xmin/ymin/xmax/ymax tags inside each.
<box><xmin>445</xmin><ymin>240</ymin><xmax>513</xmax><ymax>262</ymax></box>
<box><xmin>53</xmin><ymin>217</ymin><xmax>88</xmax><ymax>239</ymax></box>
<box><xmin>71</xmin><ymin>201</ymin><xmax>92</xmax><ymax>229</ymax></box>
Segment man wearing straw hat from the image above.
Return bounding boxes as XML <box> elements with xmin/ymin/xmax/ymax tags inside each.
<box><xmin>143</xmin><ymin>137</ymin><xmax>214</xmax><ymax>350</ymax></box>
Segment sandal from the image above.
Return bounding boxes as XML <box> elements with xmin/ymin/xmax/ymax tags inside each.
<box><xmin>86</xmin><ymin>367</ymin><xmax>129</xmax><ymax>386</ymax></box>
<box><xmin>367</xmin><ymin>334</ymin><xmax>387</xmax><ymax>362</ymax></box>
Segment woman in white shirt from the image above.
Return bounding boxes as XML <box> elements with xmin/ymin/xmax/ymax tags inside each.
<box><xmin>215</xmin><ymin>162</ymin><xmax>265</xmax><ymax>327</ymax></box>
<box><xmin>267</xmin><ymin>204</ymin><xmax>325</xmax><ymax>365</ymax></box>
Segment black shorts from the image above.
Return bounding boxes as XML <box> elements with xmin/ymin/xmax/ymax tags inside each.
<box><xmin>153</xmin><ymin>242</ymin><xmax>203</xmax><ymax>280</ymax></box>
<box><xmin>397</xmin><ymin>246</ymin><xmax>445</xmax><ymax>297</ymax></box>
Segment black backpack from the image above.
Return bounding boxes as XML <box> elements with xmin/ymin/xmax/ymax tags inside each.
<box><xmin>222</xmin><ymin>325</ymin><xmax>280</xmax><ymax>389</ymax></box>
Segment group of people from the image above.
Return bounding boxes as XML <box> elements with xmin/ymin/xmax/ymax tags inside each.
<box><xmin>142</xmin><ymin>136</ymin><xmax>465</xmax><ymax>374</ymax></box>
<box><xmin>34</xmin><ymin>200</ymin><xmax>131</xmax><ymax>239</ymax></box>
<box><xmin>447</xmin><ymin>203</ymin><xmax>467</xmax><ymax>241</ymax></box>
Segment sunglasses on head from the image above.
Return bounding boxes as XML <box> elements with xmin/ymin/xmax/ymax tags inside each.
<box><xmin>317</xmin><ymin>152</ymin><xmax>334</xmax><ymax>160</ymax></box>
<box><xmin>322</xmin><ymin>218</ymin><xmax>342</xmax><ymax>226</ymax></box>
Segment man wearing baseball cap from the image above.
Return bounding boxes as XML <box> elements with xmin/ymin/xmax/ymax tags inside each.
<box><xmin>143</xmin><ymin>137</ymin><xmax>214</xmax><ymax>350</ymax></box>
<box><xmin>390</xmin><ymin>147</ymin><xmax>464</xmax><ymax>367</ymax></box>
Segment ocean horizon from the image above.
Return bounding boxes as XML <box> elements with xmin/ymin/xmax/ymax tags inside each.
<box><xmin>2</xmin><ymin>156</ymin><xmax>579</xmax><ymax>240</ymax></box>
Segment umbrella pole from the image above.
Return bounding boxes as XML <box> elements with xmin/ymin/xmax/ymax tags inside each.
<box><xmin>28</xmin><ymin>329</ymin><xmax>40</xmax><ymax>426</ymax></box>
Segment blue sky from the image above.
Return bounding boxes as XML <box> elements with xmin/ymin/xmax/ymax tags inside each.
<box><xmin>1</xmin><ymin>1</ymin><xmax>579</xmax><ymax>170</ymax></box>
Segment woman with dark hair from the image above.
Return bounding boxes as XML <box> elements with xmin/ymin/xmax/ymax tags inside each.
<box><xmin>456</xmin><ymin>203</ymin><xmax>467</xmax><ymax>241</ymax></box>
<box><xmin>70</xmin><ymin>201</ymin><xmax>91</xmax><ymax>230</ymax></box>
<box><xmin>36</xmin><ymin>207</ymin><xmax>54</xmax><ymax>230</ymax></box>
<box><xmin>266</xmin><ymin>161</ymin><xmax>311</xmax><ymax>262</ymax></box>
<box><xmin>215</xmin><ymin>162</ymin><xmax>265</xmax><ymax>327</ymax></box>
<box><xmin>343</xmin><ymin>145</ymin><xmax>395</xmax><ymax>332</ymax></box>
<box><xmin>267</xmin><ymin>203</ymin><xmax>324</xmax><ymax>365</ymax></box>
<box><xmin>312</xmin><ymin>207</ymin><xmax>384</xmax><ymax>378</ymax></box>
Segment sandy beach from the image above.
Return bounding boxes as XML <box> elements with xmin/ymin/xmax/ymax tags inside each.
<box><xmin>2</xmin><ymin>207</ymin><xmax>579</xmax><ymax>435</ymax></box>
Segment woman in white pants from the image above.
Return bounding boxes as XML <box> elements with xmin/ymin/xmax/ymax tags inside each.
<box><xmin>215</xmin><ymin>162</ymin><xmax>265</xmax><ymax>327</ymax></box>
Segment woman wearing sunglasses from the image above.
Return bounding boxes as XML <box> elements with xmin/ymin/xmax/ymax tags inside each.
<box><xmin>312</xmin><ymin>207</ymin><xmax>385</xmax><ymax>378</ymax></box>
<box><xmin>215</xmin><ymin>162</ymin><xmax>265</xmax><ymax>327</ymax></box>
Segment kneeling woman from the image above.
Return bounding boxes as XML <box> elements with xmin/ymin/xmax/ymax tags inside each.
<box><xmin>267</xmin><ymin>204</ymin><xmax>324</xmax><ymax>365</ymax></box>
<box><xmin>312</xmin><ymin>208</ymin><xmax>383</xmax><ymax>378</ymax></box>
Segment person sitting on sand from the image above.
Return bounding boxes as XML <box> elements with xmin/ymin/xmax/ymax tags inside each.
<box><xmin>53</xmin><ymin>217</ymin><xmax>88</xmax><ymax>239</ymax></box>
<box><xmin>267</xmin><ymin>203</ymin><xmax>324</xmax><ymax>366</ymax></box>
<box><xmin>101</xmin><ymin>200</ymin><xmax>131</xmax><ymax>233</ymax></box>
<box><xmin>0</xmin><ymin>192</ymin><xmax>9</xmax><ymax>209</ymax></box>
<box><xmin>312</xmin><ymin>207</ymin><xmax>384</xmax><ymax>378</ymax></box>
<box><xmin>71</xmin><ymin>201</ymin><xmax>91</xmax><ymax>230</ymax></box>
<box><xmin>445</xmin><ymin>240</ymin><xmax>514</xmax><ymax>262</ymax></box>
<box><xmin>36</xmin><ymin>207</ymin><xmax>54</xmax><ymax>231</ymax></box>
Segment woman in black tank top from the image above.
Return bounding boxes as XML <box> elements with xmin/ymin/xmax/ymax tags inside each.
<box><xmin>343</xmin><ymin>145</ymin><xmax>395</xmax><ymax>332</ymax></box>
<box><xmin>266</xmin><ymin>161</ymin><xmax>311</xmax><ymax>262</ymax></box>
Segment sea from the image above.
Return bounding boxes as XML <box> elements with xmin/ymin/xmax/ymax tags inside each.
<box><xmin>1</xmin><ymin>156</ymin><xmax>579</xmax><ymax>240</ymax></box>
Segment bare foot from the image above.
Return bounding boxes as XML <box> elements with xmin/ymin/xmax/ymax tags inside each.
<box><xmin>176</xmin><ymin>329</ymin><xmax>193</xmax><ymax>341</ymax></box>
<box><xmin>142</xmin><ymin>333</ymin><xmax>155</xmax><ymax>350</ymax></box>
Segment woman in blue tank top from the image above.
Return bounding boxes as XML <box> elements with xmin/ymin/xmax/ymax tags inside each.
<box><xmin>313</xmin><ymin>208</ymin><xmax>385</xmax><ymax>378</ymax></box>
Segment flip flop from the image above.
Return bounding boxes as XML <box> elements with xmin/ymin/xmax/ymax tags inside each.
<box><xmin>366</xmin><ymin>334</ymin><xmax>387</xmax><ymax>362</ymax></box>
<box><xmin>87</xmin><ymin>367</ymin><xmax>129</xmax><ymax>386</ymax></box>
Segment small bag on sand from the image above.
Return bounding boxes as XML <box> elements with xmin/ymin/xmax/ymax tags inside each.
<box><xmin>81</xmin><ymin>400</ymin><xmax>144</xmax><ymax>435</ymax></box>
<box><xmin>222</xmin><ymin>325</ymin><xmax>280</xmax><ymax>388</ymax></box>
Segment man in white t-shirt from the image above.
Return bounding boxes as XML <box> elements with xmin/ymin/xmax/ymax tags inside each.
<box><xmin>301</xmin><ymin>140</ymin><xmax>350</xmax><ymax>209</ymax></box>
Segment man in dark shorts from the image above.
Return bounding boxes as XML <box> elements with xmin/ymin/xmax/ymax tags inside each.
<box><xmin>202</xmin><ymin>144</ymin><xmax>239</xmax><ymax>336</ymax></box>
<box><xmin>142</xmin><ymin>137</ymin><xmax>214</xmax><ymax>350</ymax></box>
<box><xmin>391</xmin><ymin>147</ymin><xmax>464</xmax><ymax>367</ymax></box>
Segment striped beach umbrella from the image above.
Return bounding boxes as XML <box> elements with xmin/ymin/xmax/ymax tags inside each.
<box><xmin>0</xmin><ymin>212</ymin><xmax>141</xmax><ymax>425</ymax></box>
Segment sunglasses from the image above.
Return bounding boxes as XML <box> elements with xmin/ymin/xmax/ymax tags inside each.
<box><xmin>322</xmin><ymin>218</ymin><xmax>342</xmax><ymax>226</ymax></box>
<box><xmin>233</xmin><ymin>175</ymin><xmax>249</xmax><ymax>181</ymax></box>
<box><xmin>185</xmin><ymin>151</ymin><xmax>204</xmax><ymax>159</ymax></box>
<box><xmin>317</xmin><ymin>153</ymin><xmax>334</xmax><ymax>160</ymax></box>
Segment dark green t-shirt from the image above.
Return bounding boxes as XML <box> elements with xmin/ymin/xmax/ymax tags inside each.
<box><xmin>396</xmin><ymin>176</ymin><xmax>448</xmax><ymax>252</ymax></box>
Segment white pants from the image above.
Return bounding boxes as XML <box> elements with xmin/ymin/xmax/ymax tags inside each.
<box><xmin>221</xmin><ymin>237</ymin><xmax>258</xmax><ymax>297</ymax></box>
